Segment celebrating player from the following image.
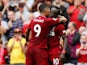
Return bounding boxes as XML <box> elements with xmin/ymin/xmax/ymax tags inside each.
<box><xmin>48</xmin><ymin>6</ymin><xmax>65</xmax><ymax>65</ymax></box>
<box><xmin>26</xmin><ymin>3</ymin><xmax>67</xmax><ymax>65</ymax></box>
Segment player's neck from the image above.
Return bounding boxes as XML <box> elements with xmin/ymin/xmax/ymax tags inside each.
<box><xmin>41</xmin><ymin>13</ymin><xmax>46</xmax><ymax>17</ymax></box>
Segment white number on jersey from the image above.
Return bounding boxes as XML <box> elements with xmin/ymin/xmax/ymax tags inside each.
<box><xmin>53</xmin><ymin>58</ymin><xmax>59</xmax><ymax>65</ymax></box>
<box><xmin>49</xmin><ymin>27</ymin><xmax>55</xmax><ymax>36</ymax></box>
<box><xmin>34</xmin><ymin>24</ymin><xmax>41</xmax><ymax>37</ymax></box>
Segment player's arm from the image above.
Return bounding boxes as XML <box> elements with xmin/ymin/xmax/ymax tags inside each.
<box><xmin>25</xmin><ymin>21</ymin><xmax>32</xmax><ymax>42</ymax></box>
<box><xmin>25</xmin><ymin>29</ymin><xmax>32</xmax><ymax>53</ymax></box>
<box><xmin>26</xmin><ymin>28</ymin><xmax>31</xmax><ymax>42</ymax></box>
<box><xmin>46</xmin><ymin>16</ymin><xmax>67</xmax><ymax>27</ymax></box>
<box><xmin>59</xmin><ymin>16</ymin><xmax>67</xmax><ymax>23</ymax></box>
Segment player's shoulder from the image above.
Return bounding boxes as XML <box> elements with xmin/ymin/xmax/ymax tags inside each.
<box><xmin>32</xmin><ymin>16</ymin><xmax>45</xmax><ymax>23</ymax></box>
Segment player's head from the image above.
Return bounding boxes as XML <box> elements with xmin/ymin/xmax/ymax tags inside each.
<box><xmin>39</xmin><ymin>3</ymin><xmax>50</xmax><ymax>17</ymax></box>
<box><xmin>49</xmin><ymin>6</ymin><xmax>60</xmax><ymax>18</ymax></box>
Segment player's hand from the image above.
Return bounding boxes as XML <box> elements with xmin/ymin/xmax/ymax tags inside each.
<box><xmin>59</xmin><ymin>37</ymin><xmax>64</xmax><ymax>47</ymax></box>
<box><xmin>59</xmin><ymin>16</ymin><xmax>67</xmax><ymax>23</ymax></box>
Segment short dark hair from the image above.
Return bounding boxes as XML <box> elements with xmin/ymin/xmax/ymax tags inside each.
<box><xmin>19</xmin><ymin>2</ymin><xmax>25</xmax><ymax>7</ymax></box>
<box><xmin>72</xmin><ymin>22</ymin><xmax>77</xmax><ymax>28</ymax></box>
<box><xmin>39</xmin><ymin>3</ymin><xmax>49</xmax><ymax>13</ymax></box>
<box><xmin>49</xmin><ymin>6</ymin><xmax>60</xmax><ymax>18</ymax></box>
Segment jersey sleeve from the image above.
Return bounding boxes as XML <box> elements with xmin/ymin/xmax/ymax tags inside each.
<box><xmin>58</xmin><ymin>24</ymin><xmax>65</xmax><ymax>36</ymax></box>
<box><xmin>28</xmin><ymin>20</ymin><xmax>32</xmax><ymax>30</ymax></box>
<box><xmin>45</xmin><ymin>18</ymin><xmax>60</xmax><ymax>27</ymax></box>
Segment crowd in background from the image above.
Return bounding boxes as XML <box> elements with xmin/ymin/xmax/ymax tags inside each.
<box><xmin>1</xmin><ymin>0</ymin><xmax>87</xmax><ymax>65</ymax></box>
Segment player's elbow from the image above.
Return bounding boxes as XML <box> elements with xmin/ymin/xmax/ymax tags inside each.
<box><xmin>59</xmin><ymin>16</ymin><xmax>67</xmax><ymax>23</ymax></box>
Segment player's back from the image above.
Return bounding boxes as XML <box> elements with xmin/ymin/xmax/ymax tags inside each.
<box><xmin>29</xmin><ymin>16</ymin><xmax>52</xmax><ymax>48</ymax></box>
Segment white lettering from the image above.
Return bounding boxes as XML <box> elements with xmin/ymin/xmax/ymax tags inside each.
<box><xmin>53</xmin><ymin>58</ymin><xmax>59</xmax><ymax>65</ymax></box>
<box><xmin>34</xmin><ymin>19</ymin><xmax>44</xmax><ymax>23</ymax></box>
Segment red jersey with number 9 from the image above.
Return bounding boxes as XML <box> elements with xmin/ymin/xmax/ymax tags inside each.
<box><xmin>28</xmin><ymin>16</ymin><xmax>60</xmax><ymax>48</ymax></box>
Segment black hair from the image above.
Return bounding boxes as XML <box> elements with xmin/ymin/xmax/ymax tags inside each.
<box><xmin>72</xmin><ymin>22</ymin><xmax>77</xmax><ymax>28</ymax></box>
<box><xmin>51</xmin><ymin>6</ymin><xmax>61</xmax><ymax>15</ymax></box>
<box><xmin>49</xmin><ymin>6</ymin><xmax>61</xmax><ymax>18</ymax></box>
<box><xmin>19</xmin><ymin>3</ymin><xmax>25</xmax><ymax>7</ymax></box>
<box><xmin>39</xmin><ymin>3</ymin><xmax>49</xmax><ymax>13</ymax></box>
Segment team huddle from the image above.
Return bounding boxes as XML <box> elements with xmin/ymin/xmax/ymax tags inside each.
<box><xmin>25</xmin><ymin>3</ymin><xmax>67</xmax><ymax>65</ymax></box>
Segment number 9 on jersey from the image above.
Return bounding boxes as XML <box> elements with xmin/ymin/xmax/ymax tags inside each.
<box><xmin>34</xmin><ymin>24</ymin><xmax>41</xmax><ymax>37</ymax></box>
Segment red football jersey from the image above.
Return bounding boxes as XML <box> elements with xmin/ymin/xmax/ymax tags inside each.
<box><xmin>77</xmin><ymin>45</ymin><xmax>87</xmax><ymax>63</ymax></box>
<box><xmin>48</xmin><ymin>24</ymin><xmax>65</xmax><ymax>49</ymax></box>
<box><xmin>28</xmin><ymin>16</ymin><xmax>60</xmax><ymax>48</ymax></box>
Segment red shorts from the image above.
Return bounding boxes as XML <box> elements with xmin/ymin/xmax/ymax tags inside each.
<box><xmin>49</xmin><ymin>47</ymin><xmax>62</xmax><ymax>65</ymax></box>
<box><xmin>26</xmin><ymin>46</ymin><xmax>49</xmax><ymax>65</ymax></box>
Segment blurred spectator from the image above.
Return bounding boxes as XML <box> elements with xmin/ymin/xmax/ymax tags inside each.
<box><xmin>52</xmin><ymin>0</ymin><xmax>69</xmax><ymax>8</ymax></box>
<box><xmin>32</xmin><ymin>0</ymin><xmax>52</xmax><ymax>12</ymax></box>
<box><xmin>65</xmin><ymin>0</ymin><xmax>74</xmax><ymax>6</ymax></box>
<box><xmin>67</xmin><ymin>0</ymin><xmax>85</xmax><ymax>28</ymax></box>
<box><xmin>76</xmin><ymin>31</ymin><xmax>87</xmax><ymax>65</ymax></box>
<box><xmin>0</xmin><ymin>0</ymin><xmax>4</xmax><ymax>12</ymax></box>
<box><xmin>2</xmin><ymin>0</ymin><xmax>17</xmax><ymax>21</ymax></box>
<box><xmin>9</xmin><ymin>0</ymin><xmax>18</xmax><ymax>12</ymax></box>
<box><xmin>78</xmin><ymin>26</ymin><xmax>86</xmax><ymax>35</ymax></box>
<box><xmin>44</xmin><ymin>0</ymin><xmax>52</xmax><ymax>7</ymax></box>
<box><xmin>8</xmin><ymin>10</ymin><xmax>23</xmax><ymax>39</ymax></box>
<box><xmin>1</xmin><ymin>0</ymin><xmax>9</xmax><ymax>22</ymax></box>
<box><xmin>7</xmin><ymin>28</ymin><xmax>26</xmax><ymax>65</ymax></box>
<box><xmin>32</xmin><ymin>0</ymin><xmax>47</xmax><ymax>12</ymax></box>
<box><xmin>24</xmin><ymin>0</ymin><xmax>34</xmax><ymax>12</ymax></box>
<box><xmin>0</xmin><ymin>35</ymin><xmax>8</xmax><ymax>65</ymax></box>
<box><xmin>9</xmin><ymin>0</ymin><xmax>18</xmax><ymax>6</ymax></box>
<box><xmin>33</xmin><ymin>3</ymin><xmax>41</xmax><ymax>18</ymax></box>
<box><xmin>82</xmin><ymin>0</ymin><xmax>87</xmax><ymax>25</ymax></box>
<box><xmin>15</xmin><ymin>2</ymin><xmax>32</xmax><ymax>23</ymax></box>
<box><xmin>0</xmin><ymin>12</ymin><xmax>8</xmax><ymax>47</ymax></box>
<box><xmin>64</xmin><ymin>22</ymin><xmax>80</xmax><ymax>65</ymax></box>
